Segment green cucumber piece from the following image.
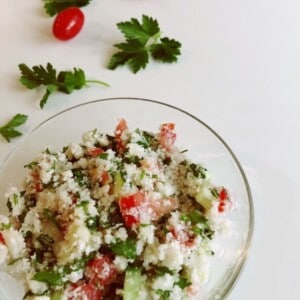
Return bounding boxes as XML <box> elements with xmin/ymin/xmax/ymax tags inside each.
<box><xmin>124</xmin><ymin>267</ymin><xmax>145</xmax><ymax>299</ymax></box>
<box><xmin>195</xmin><ymin>187</ymin><xmax>213</xmax><ymax>211</ymax></box>
<box><xmin>114</xmin><ymin>172</ymin><xmax>124</xmax><ymax>196</ymax></box>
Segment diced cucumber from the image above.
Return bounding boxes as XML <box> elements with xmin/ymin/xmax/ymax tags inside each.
<box><xmin>124</xmin><ymin>267</ymin><xmax>145</xmax><ymax>300</ymax></box>
<box><xmin>114</xmin><ymin>172</ymin><xmax>124</xmax><ymax>196</ymax></box>
<box><xmin>51</xmin><ymin>291</ymin><xmax>62</xmax><ymax>300</ymax></box>
<box><xmin>195</xmin><ymin>187</ymin><xmax>213</xmax><ymax>211</ymax></box>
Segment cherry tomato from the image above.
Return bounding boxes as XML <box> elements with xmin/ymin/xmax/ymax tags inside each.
<box><xmin>84</xmin><ymin>256</ymin><xmax>117</xmax><ymax>288</ymax></box>
<box><xmin>52</xmin><ymin>7</ymin><xmax>85</xmax><ymax>41</ymax></box>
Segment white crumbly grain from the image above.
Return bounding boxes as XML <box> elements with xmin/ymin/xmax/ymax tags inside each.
<box><xmin>152</xmin><ymin>273</ymin><xmax>175</xmax><ymax>290</ymax></box>
<box><xmin>158</xmin><ymin>240</ymin><xmax>183</xmax><ymax>271</ymax></box>
<box><xmin>5</xmin><ymin>187</ymin><xmax>25</xmax><ymax>217</ymax></box>
<box><xmin>1</xmin><ymin>229</ymin><xmax>26</xmax><ymax>260</ymax></box>
<box><xmin>113</xmin><ymin>255</ymin><xmax>128</xmax><ymax>272</ymax></box>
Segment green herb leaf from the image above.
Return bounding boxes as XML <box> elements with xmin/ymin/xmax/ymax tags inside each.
<box><xmin>108</xmin><ymin>40</ymin><xmax>149</xmax><ymax>73</ymax></box>
<box><xmin>63</xmin><ymin>252</ymin><xmax>96</xmax><ymax>274</ymax></box>
<box><xmin>189</xmin><ymin>163</ymin><xmax>207</xmax><ymax>178</ymax></box>
<box><xmin>151</xmin><ymin>37</ymin><xmax>181</xmax><ymax>63</ymax></box>
<box><xmin>0</xmin><ymin>114</ymin><xmax>28</xmax><ymax>142</ymax></box>
<box><xmin>175</xmin><ymin>276</ymin><xmax>192</xmax><ymax>289</ymax></box>
<box><xmin>43</xmin><ymin>0</ymin><xmax>92</xmax><ymax>17</ymax></box>
<box><xmin>110</xmin><ymin>238</ymin><xmax>137</xmax><ymax>259</ymax></box>
<box><xmin>99</xmin><ymin>152</ymin><xmax>109</xmax><ymax>160</ymax></box>
<box><xmin>117</xmin><ymin>15</ymin><xmax>160</xmax><ymax>45</ymax></box>
<box><xmin>24</xmin><ymin>161</ymin><xmax>38</xmax><ymax>169</ymax></box>
<box><xmin>156</xmin><ymin>289</ymin><xmax>171</xmax><ymax>300</ymax></box>
<box><xmin>33</xmin><ymin>270</ymin><xmax>63</xmax><ymax>286</ymax></box>
<box><xmin>108</xmin><ymin>15</ymin><xmax>181</xmax><ymax>73</ymax></box>
<box><xmin>19</xmin><ymin>63</ymin><xmax>109</xmax><ymax>108</ymax></box>
<box><xmin>155</xmin><ymin>266</ymin><xmax>174</xmax><ymax>276</ymax></box>
<box><xmin>85</xmin><ymin>216</ymin><xmax>99</xmax><ymax>230</ymax></box>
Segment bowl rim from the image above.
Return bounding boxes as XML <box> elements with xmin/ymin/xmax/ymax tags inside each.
<box><xmin>0</xmin><ymin>96</ymin><xmax>254</xmax><ymax>299</ymax></box>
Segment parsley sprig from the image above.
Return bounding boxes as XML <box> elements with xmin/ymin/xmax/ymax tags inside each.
<box><xmin>0</xmin><ymin>114</ymin><xmax>28</xmax><ymax>142</ymax></box>
<box><xmin>19</xmin><ymin>63</ymin><xmax>109</xmax><ymax>108</ymax></box>
<box><xmin>43</xmin><ymin>0</ymin><xmax>92</xmax><ymax>17</ymax></box>
<box><xmin>108</xmin><ymin>15</ymin><xmax>182</xmax><ymax>73</ymax></box>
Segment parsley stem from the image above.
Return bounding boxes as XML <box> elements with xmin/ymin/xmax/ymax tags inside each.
<box><xmin>145</xmin><ymin>32</ymin><xmax>161</xmax><ymax>49</ymax></box>
<box><xmin>85</xmin><ymin>80</ymin><xmax>110</xmax><ymax>87</ymax></box>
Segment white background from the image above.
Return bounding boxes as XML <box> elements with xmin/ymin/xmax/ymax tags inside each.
<box><xmin>0</xmin><ymin>0</ymin><xmax>299</xmax><ymax>299</ymax></box>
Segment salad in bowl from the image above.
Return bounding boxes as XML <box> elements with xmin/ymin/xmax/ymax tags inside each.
<box><xmin>0</xmin><ymin>98</ymin><xmax>253</xmax><ymax>300</ymax></box>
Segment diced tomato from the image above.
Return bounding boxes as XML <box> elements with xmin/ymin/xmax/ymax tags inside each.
<box><xmin>87</xmin><ymin>147</ymin><xmax>104</xmax><ymax>157</ymax></box>
<box><xmin>218</xmin><ymin>188</ymin><xmax>228</xmax><ymax>213</ymax></box>
<box><xmin>169</xmin><ymin>226</ymin><xmax>195</xmax><ymax>247</ymax></box>
<box><xmin>158</xmin><ymin>123</ymin><xmax>176</xmax><ymax>151</ymax></box>
<box><xmin>119</xmin><ymin>191</ymin><xmax>144</xmax><ymax>227</ymax></box>
<box><xmin>0</xmin><ymin>233</ymin><xmax>5</xmax><ymax>244</ymax></box>
<box><xmin>84</xmin><ymin>256</ymin><xmax>117</xmax><ymax>289</ymax></box>
<box><xmin>119</xmin><ymin>191</ymin><xmax>178</xmax><ymax>227</ymax></box>
<box><xmin>101</xmin><ymin>171</ymin><xmax>110</xmax><ymax>185</ymax></box>
<box><xmin>69</xmin><ymin>282</ymin><xmax>102</xmax><ymax>300</ymax></box>
<box><xmin>114</xmin><ymin>118</ymin><xmax>128</xmax><ymax>153</ymax></box>
<box><xmin>219</xmin><ymin>188</ymin><xmax>228</xmax><ymax>201</ymax></box>
<box><xmin>150</xmin><ymin>197</ymin><xmax>178</xmax><ymax>219</ymax></box>
<box><xmin>31</xmin><ymin>172</ymin><xmax>43</xmax><ymax>192</ymax></box>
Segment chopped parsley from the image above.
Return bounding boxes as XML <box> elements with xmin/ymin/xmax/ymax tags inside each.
<box><xmin>110</xmin><ymin>238</ymin><xmax>137</xmax><ymax>259</ymax></box>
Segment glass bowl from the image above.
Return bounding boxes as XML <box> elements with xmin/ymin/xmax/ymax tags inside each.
<box><xmin>0</xmin><ymin>97</ymin><xmax>253</xmax><ymax>300</ymax></box>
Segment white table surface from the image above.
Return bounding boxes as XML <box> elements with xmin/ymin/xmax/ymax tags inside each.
<box><xmin>0</xmin><ymin>0</ymin><xmax>299</xmax><ymax>299</ymax></box>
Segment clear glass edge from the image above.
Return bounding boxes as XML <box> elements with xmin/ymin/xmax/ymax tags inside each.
<box><xmin>0</xmin><ymin>97</ymin><xmax>254</xmax><ymax>299</ymax></box>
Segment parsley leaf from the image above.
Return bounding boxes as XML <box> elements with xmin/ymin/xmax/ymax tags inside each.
<box><xmin>175</xmin><ymin>276</ymin><xmax>192</xmax><ymax>289</ymax></box>
<box><xmin>110</xmin><ymin>238</ymin><xmax>137</xmax><ymax>259</ymax></box>
<box><xmin>117</xmin><ymin>15</ymin><xmax>160</xmax><ymax>45</ymax></box>
<box><xmin>156</xmin><ymin>289</ymin><xmax>171</xmax><ymax>300</ymax></box>
<box><xmin>151</xmin><ymin>37</ymin><xmax>182</xmax><ymax>63</ymax></box>
<box><xmin>108</xmin><ymin>15</ymin><xmax>181</xmax><ymax>73</ymax></box>
<box><xmin>108</xmin><ymin>40</ymin><xmax>149</xmax><ymax>73</ymax></box>
<box><xmin>19</xmin><ymin>63</ymin><xmax>109</xmax><ymax>108</ymax></box>
<box><xmin>0</xmin><ymin>114</ymin><xmax>28</xmax><ymax>142</ymax></box>
<box><xmin>33</xmin><ymin>270</ymin><xmax>63</xmax><ymax>286</ymax></box>
<box><xmin>43</xmin><ymin>0</ymin><xmax>92</xmax><ymax>17</ymax></box>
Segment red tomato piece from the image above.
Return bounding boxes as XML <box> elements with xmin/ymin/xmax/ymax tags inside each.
<box><xmin>31</xmin><ymin>172</ymin><xmax>43</xmax><ymax>192</ymax></box>
<box><xmin>218</xmin><ymin>188</ymin><xmax>229</xmax><ymax>213</ymax></box>
<box><xmin>150</xmin><ymin>197</ymin><xmax>178</xmax><ymax>220</ymax></box>
<box><xmin>101</xmin><ymin>170</ymin><xmax>110</xmax><ymax>185</ymax></box>
<box><xmin>69</xmin><ymin>282</ymin><xmax>102</xmax><ymax>300</ymax></box>
<box><xmin>84</xmin><ymin>256</ymin><xmax>117</xmax><ymax>288</ymax></box>
<box><xmin>114</xmin><ymin>118</ymin><xmax>128</xmax><ymax>153</ymax></box>
<box><xmin>219</xmin><ymin>188</ymin><xmax>228</xmax><ymax>201</ymax></box>
<box><xmin>0</xmin><ymin>233</ymin><xmax>5</xmax><ymax>244</ymax></box>
<box><xmin>52</xmin><ymin>7</ymin><xmax>85</xmax><ymax>41</ymax></box>
<box><xmin>119</xmin><ymin>191</ymin><xmax>144</xmax><ymax>227</ymax></box>
<box><xmin>158</xmin><ymin>123</ymin><xmax>176</xmax><ymax>151</ymax></box>
<box><xmin>87</xmin><ymin>147</ymin><xmax>104</xmax><ymax>157</ymax></box>
<box><xmin>119</xmin><ymin>191</ymin><xmax>178</xmax><ymax>227</ymax></box>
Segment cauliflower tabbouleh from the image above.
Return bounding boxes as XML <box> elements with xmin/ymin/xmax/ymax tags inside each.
<box><xmin>0</xmin><ymin>120</ymin><xmax>232</xmax><ymax>300</ymax></box>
